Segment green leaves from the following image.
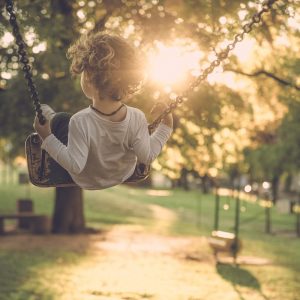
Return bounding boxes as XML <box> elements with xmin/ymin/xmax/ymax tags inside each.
<box><xmin>0</xmin><ymin>0</ymin><xmax>299</xmax><ymax>180</ymax></box>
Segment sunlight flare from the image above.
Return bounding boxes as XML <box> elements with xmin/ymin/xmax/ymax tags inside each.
<box><xmin>147</xmin><ymin>41</ymin><xmax>203</xmax><ymax>86</ymax></box>
<box><xmin>1</xmin><ymin>32</ymin><xmax>14</xmax><ymax>47</ymax></box>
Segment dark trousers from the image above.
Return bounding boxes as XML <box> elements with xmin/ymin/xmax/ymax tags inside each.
<box><xmin>47</xmin><ymin>112</ymin><xmax>74</xmax><ymax>182</ymax></box>
<box><xmin>50</xmin><ymin>112</ymin><xmax>72</xmax><ymax>146</ymax></box>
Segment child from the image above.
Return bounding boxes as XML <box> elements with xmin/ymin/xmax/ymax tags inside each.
<box><xmin>33</xmin><ymin>32</ymin><xmax>173</xmax><ymax>190</ymax></box>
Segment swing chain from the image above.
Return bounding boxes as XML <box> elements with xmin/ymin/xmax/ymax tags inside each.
<box><xmin>5</xmin><ymin>0</ymin><xmax>277</xmax><ymax>129</ymax></box>
<box><xmin>148</xmin><ymin>0</ymin><xmax>278</xmax><ymax>132</ymax></box>
<box><xmin>5</xmin><ymin>0</ymin><xmax>46</xmax><ymax>125</ymax></box>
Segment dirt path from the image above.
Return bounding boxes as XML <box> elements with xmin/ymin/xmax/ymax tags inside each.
<box><xmin>148</xmin><ymin>204</ymin><xmax>177</xmax><ymax>234</ymax></box>
<box><xmin>1</xmin><ymin>205</ymin><xmax>272</xmax><ymax>300</ymax></box>
<box><xmin>52</xmin><ymin>226</ymin><xmax>218</xmax><ymax>300</ymax></box>
<box><xmin>43</xmin><ymin>205</ymin><xmax>268</xmax><ymax>300</ymax></box>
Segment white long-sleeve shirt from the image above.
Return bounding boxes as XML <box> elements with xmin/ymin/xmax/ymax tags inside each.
<box><xmin>41</xmin><ymin>105</ymin><xmax>172</xmax><ymax>189</ymax></box>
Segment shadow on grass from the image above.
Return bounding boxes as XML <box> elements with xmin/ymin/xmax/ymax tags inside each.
<box><xmin>217</xmin><ymin>264</ymin><xmax>269</xmax><ymax>300</ymax></box>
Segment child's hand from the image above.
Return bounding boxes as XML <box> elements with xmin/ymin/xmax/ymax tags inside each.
<box><xmin>33</xmin><ymin>116</ymin><xmax>52</xmax><ymax>140</ymax></box>
<box><xmin>151</xmin><ymin>102</ymin><xmax>173</xmax><ymax>129</ymax></box>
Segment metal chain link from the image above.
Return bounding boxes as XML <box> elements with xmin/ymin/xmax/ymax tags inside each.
<box><xmin>5</xmin><ymin>0</ymin><xmax>46</xmax><ymax>125</ymax></box>
<box><xmin>148</xmin><ymin>0</ymin><xmax>278</xmax><ymax>132</ymax></box>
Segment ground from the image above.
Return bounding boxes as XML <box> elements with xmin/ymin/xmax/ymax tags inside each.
<box><xmin>0</xmin><ymin>204</ymin><xmax>284</xmax><ymax>300</ymax></box>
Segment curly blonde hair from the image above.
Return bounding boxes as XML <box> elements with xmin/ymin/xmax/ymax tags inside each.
<box><xmin>67</xmin><ymin>32</ymin><xmax>144</xmax><ymax>101</ymax></box>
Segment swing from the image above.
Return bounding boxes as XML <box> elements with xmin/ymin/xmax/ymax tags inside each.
<box><xmin>4</xmin><ymin>0</ymin><xmax>278</xmax><ymax>188</ymax></box>
<box><xmin>25</xmin><ymin>133</ymin><xmax>150</xmax><ymax>187</ymax></box>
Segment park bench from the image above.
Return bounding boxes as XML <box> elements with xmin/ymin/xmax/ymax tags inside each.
<box><xmin>0</xmin><ymin>213</ymin><xmax>50</xmax><ymax>235</ymax></box>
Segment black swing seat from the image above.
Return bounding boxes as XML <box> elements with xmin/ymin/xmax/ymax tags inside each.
<box><xmin>25</xmin><ymin>133</ymin><xmax>150</xmax><ymax>188</ymax></box>
<box><xmin>26</xmin><ymin>133</ymin><xmax>76</xmax><ymax>187</ymax></box>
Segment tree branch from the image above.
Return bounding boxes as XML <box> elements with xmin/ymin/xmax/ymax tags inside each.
<box><xmin>92</xmin><ymin>12</ymin><xmax>111</xmax><ymax>33</ymax></box>
<box><xmin>224</xmin><ymin>67</ymin><xmax>300</xmax><ymax>91</ymax></box>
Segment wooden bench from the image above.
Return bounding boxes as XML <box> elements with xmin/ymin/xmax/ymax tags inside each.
<box><xmin>0</xmin><ymin>213</ymin><xmax>50</xmax><ymax>235</ymax></box>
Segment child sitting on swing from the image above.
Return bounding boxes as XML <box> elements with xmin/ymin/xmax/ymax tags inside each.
<box><xmin>33</xmin><ymin>32</ymin><xmax>173</xmax><ymax>190</ymax></box>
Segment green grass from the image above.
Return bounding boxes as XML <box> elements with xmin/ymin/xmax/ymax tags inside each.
<box><xmin>0</xmin><ymin>250</ymin><xmax>80</xmax><ymax>300</ymax></box>
<box><xmin>84</xmin><ymin>187</ymin><xmax>153</xmax><ymax>228</ymax></box>
<box><xmin>0</xmin><ymin>183</ymin><xmax>299</xmax><ymax>299</ymax></box>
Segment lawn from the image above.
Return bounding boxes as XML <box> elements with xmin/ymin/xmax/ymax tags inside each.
<box><xmin>0</xmin><ymin>183</ymin><xmax>299</xmax><ymax>300</ymax></box>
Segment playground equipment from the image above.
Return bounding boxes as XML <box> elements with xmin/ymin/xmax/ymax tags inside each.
<box><xmin>4</xmin><ymin>0</ymin><xmax>279</xmax><ymax>188</ymax></box>
<box><xmin>208</xmin><ymin>185</ymin><xmax>242</xmax><ymax>264</ymax></box>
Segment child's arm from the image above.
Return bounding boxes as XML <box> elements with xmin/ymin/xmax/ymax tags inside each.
<box><xmin>34</xmin><ymin>117</ymin><xmax>89</xmax><ymax>175</ymax></box>
<box><xmin>132</xmin><ymin>108</ymin><xmax>173</xmax><ymax>165</ymax></box>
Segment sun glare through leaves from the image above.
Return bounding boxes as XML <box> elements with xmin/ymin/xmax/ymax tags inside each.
<box><xmin>146</xmin><ymin>40</ymin><xmax>204</xmax><ymax>87</ymax></box>
<box><xmin>145</xmin><ymin>36</ymin><xmax>260</xmax><ymax>92</ymax></box>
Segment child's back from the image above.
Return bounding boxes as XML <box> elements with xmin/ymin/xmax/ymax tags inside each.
<box><xmin>34</xmin><ymin>32</ymin><xmax>173</xmax><ymax>189</ymax></box>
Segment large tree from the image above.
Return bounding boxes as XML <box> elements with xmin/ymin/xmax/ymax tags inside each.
<box><xmin>0</xmin><ymin>0</ymin><xmax>299</xmax><ymax>231</ymax></box>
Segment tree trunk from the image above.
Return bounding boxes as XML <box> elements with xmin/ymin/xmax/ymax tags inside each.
<box><xmin>284</xmin><ymin>173</ymin><xmax>292</xmax><ymax>193</ymax></box>
<box><xmin>201</xmin><ymin>173</ymin><xmax>210</xmax><ymax>194</ymax></box>
<box><xmin>271</xmin><ymin>174</ymin><xmax>280</xmax><ymax>204</ymax></box>
<box><xmin>52</xmin><ymin>186</ymin><xmax>85</xmax><ymax>234</ymax></box>
<box><xmin>180</xmin><ymin>168</ymin><xmax>189</xmax><ymax>191</ymax></box>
